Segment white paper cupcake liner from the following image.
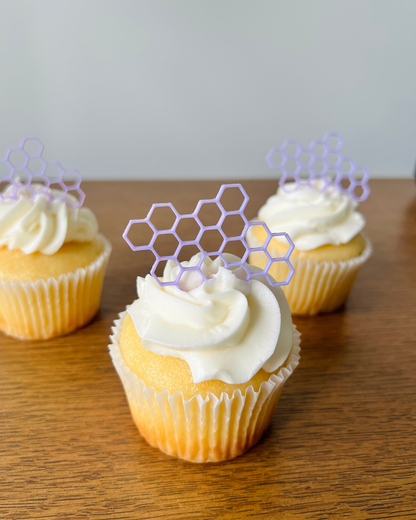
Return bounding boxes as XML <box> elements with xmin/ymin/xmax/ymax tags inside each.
<box><xmin>247</xmin><ymin>229</ymin><xmax>372</xmax><ymax>315</ymax></box>
<box><xmin>109</xmin><ymin>310</ymin><xmax>301</xmax><ymax>463</ymax></box>
<box><xmin>0</xmin><ymin>234</ymin><xmax>112</xmax><ymax>340</ymax></box>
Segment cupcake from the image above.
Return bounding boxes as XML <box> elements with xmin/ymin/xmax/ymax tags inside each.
<box><xmin>0</xmin><ymin>138</ymin><xmax>112</xmax><ymax>340</ymax></box>
<box><xmin>247</xmin><ymin>133</ymin><xmax>373</xmax><ymax>315</ymax></box>
<box><xmin>109</xmin><ymin>184</ymin><xmax>300</xmax><ymax>463</ymax></box>
<box><xmin>247</xmin><ymin>180</ymin><xmax>372</xmax><ymax>315</ymax></box>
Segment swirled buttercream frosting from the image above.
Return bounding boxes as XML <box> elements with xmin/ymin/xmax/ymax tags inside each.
<box><xmin>127</xmin><ymin>253</ymin><xmax>293</xmax><ymax>385</ymax></box>
<box><xmin>0</xmin><ymin>184</ymin><xmax>98</xmax><ymax>254</ymax></box>
<box><xmin>257</xmin><ymin>180</ymin><xmax>365</xmax><ymax>251</ymax></box>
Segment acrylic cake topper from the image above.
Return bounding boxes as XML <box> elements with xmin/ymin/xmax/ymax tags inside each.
<box><xmin>266</xmin><ymin>132</ymin><xmax>370</xmax><ymax>202</ymax></box>
<box><xmin>0</xmin><ymin>137</ymin><xmax>84</xmax><ymax>208</ymax></box>
<box><xmin>123</xmin><ymin>183</ymin><xmax>295</xmax><ymax>290</ymax></box>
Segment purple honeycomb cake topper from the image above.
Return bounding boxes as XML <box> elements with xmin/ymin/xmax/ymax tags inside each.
<box><xmin>0</xmin><ymin>137</ymin><xmax>84</xmax><ymax>208</ymax></box>
<box><xmin>266</xmin><ymin>132</ymin><xmax>370</xmax><ymax>202</ymax></box>
<box><xmin>123</xmin><ymin>183</ymin><xmax>295</xmax><ymax>290</ymax></box>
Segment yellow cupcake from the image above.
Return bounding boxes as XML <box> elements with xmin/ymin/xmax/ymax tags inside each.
<box><xmin>110</xmin><ymin>254</ymin><xmax>300</xmax><ymax>463</ymax></box>
<box><xmin>247</xmin><ymin>182</ymin><xmax>372</xmax><ymax>315</ymax></box>
<box><xmin>0</xmin><ymin>185</ymin><xmax>111</xmax><ymax>340</ymax></box>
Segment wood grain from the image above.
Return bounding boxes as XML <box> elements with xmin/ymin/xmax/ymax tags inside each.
<box><xmin>1</xmin><ymin>180</ymin><xmax>415</xmax><ymax>519</ymax></box>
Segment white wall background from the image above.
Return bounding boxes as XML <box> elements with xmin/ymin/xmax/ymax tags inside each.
<box><xmin>0</xmin><ymin>0</ymin><xmax>415</xmax><ymax>180</ymax></box>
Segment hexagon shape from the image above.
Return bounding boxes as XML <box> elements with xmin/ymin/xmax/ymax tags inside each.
<box><xmin>151</xmin><ymin>259</ymin><xmax>183</xmax><ymax>287</ymax></box>
<box><xmin>220</xmin><ymin>237</ymin><xmax>250</xmax><ymax>266</ymax></box>
<box><xmin>245</xmin><ymin>249</ymin><xmax>270</xmax><ymax>278</ymax></box>
<box><xmin>48</xmin><ymin>180</ymin><xmax>66</xmax><ymax>193</ymax></box>
<box><xmin>284</xmin><ymin>158</ymin><xmax>300</xmax><ymax>176</ymax></box>
<box><xmin>148</xmin><ymin>203</ymin><xmax>179</xmax><ymax>231</ymax></box>
<box><xmin>221</xmin><ymin>213</ymin><xmax>248</xmax><ymax>238</ymax></box>
<box><xmin>246</xmin><ymin>221</ymin><xmax>272</xmax><ymax>250</ymax></box>
<box><xmin>66</xmin><ymin>187</ymin><xmax>85</xmax><ymax>208</ymax></box>
<box><xmin>336</xmin><ymin>174</ymin><xmax>352</xmax><ymax>193</ymax></box>
<box><xmin>298</xmin><ymin>150</ymin><xmax>313</xmax><ymax>167</ymax></box>
<box><xmin>298</xmin><ymin>167</ymin><xmax>313</xmax><ymax>183</ymax></box>
<box><xmin>22</xmin><ymin>137</ymin><xmax>44</xmax><ymax>158</ymax></box>
<box><xmin>311</xmin><ymin>159</ymin><xmax>327</xmax><ymax>176</ymax></box>
<box><xmin>199</xmin><ymin>228</ymin><xmax>226</xmax><ymax>256</ymax></box>
<box><xmin>27</xmin><ymin>157</ymin><xmax>46</xmax><ymax>175</ymax></box>
<box><xmin>7</xmin><ymin>149</ymin><xmax>28</xmax><ymax>169</ymax></box>
<box><xmin>194</xmin><ymin>200</ymin><xmax>224</xmax><ymax>227</ymax></box>
<box><xmin>153</xmin><ymin>232</ymin><xmax>181</xmax><ymax>258</ymax></box>
<box><xmin>217</xmin><ymin>184</ymin><xmax>249</xmax><ymax>214</ymax></box>
<box><xmin>176</xmin><ymin>243</ymin><xmax>204</xmax><ymax>264</ymax></box>
<box><xmin>266</xmin><ymin>148</ymin><xmax>286</xmax><ymax>169</ymax></box>
<box><xmin>174</xmin><ymin>216</ymin><xmax>201</xmax><ymax>242</ymax></box>
<box><xmin>309</xmin><ymin>140</ymin><xmax>328</xmax><ymax>159</ymax></box>
<box><xmin>322</xmin><ymin>132</ymin><xmax>343</xmax><ymax>152</ymax></box>
<box><xmin>351</xmin><ymin>166</ymin><xmax>369</xmax><ymax>184</ymax></box>
<box><xmin>265</xmin><ymin>260</ymin><xmax>295</xmax><ymax>287</ymax></box>
<box><xmin>350</xmin><ymin>184</ymin><xmax>370</xmax><ymax>202</ymax></box>
<box><xmin>280</xmin><ymin>173</ymin><xmax>301</xmax><ymax>192</ymax></box>
<box><xmin>61</xmin><ymin>170</ymin><xmax>82</xmax><ymax>188</ymax></box>
<box><xmin>123</xmin><ymin>219</ymin><xmax>157</xmax><ymax>251</ymax></box>
<box><xmin>267</xmin><ymin>231</ymin><xmax>295</xmax><ymax>260</ymax></box>
<box><xmin>44</xmin><ymin>163</ymin><xmax>65</xmax><ymax>181</ymax></box>
<box><xmin>281</xmin><ymin>140</ymin><xmax>301</xmax><ymax>159</ymax></box>
<box><xmin>338</xmin><ymin>158</ymin><xmax>355</xmax><ymax>176</ymax></box>
<box><xmin>325</xmin><ymin>151</ymin><xmax>342</xmax><ymax>168</ymax></box>
<box><xmin>323</xmin><ymin>167</ymin><xmax>338</xmax><ymax>187</ymax></box>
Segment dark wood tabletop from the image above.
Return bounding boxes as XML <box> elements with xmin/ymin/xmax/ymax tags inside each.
<box><xmin>1</xmin><ymin>179</ymin><xmax>415</xmax><ymax>519</ymax></box>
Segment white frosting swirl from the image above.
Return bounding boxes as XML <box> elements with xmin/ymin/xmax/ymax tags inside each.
<box><xmin>0</xmin><ymin>185</ymin><xmax>98</xmax><ymax>254</ymax></box>
<box><xmin>127</xmin><ymin>253</ymin><xmax>293</xmax><ymax>385</ymax></box>
<box><xmin>257</xmin><ymin>180</ymin><xmax>365</xmax><ymax>251</ymax></box>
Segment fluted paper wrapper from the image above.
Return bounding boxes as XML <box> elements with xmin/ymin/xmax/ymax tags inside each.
<box><xmin>109</xmin><ymin>311</ymin><xmax>301</xmax><ymax>463</ymax></box>
<box><xmin>0</xmin><ymin>234</ymin><xmax>112</xmax><ymax>340</ymax></box>
<box><xmin>247</xmin><ymin>230</ymin><xmax>372</xmax><ymax>315</ymax></box>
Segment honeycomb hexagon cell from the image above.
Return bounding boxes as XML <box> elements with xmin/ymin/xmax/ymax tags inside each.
<box><xmin>336</xmin><ymin>174</ymin><xmax>352</xmax><ymax>193</ymax></box>
<box><xmin>153</xmin><ymin>231</ymin><xmax>181</xmax><ymax>259</ymax></box>
<box><xmin>194</xmin><ymin>200</ymin><xmax>224</xmax><ymax>228</ymax></box>
<box><xmin>323</xmin><ymin>132</ymin><xmax>343</xmax><ymax>152</ymax></box>
<box><xmin>62</xmin><ymin>170</ymin><xmax>82</xmax><ymax>188</ymax></box>
<box><xmin>246</xmin><ymin>221</ymin><xmax>272</xmax><ymax>250</ymax></box>
<box><xmin>220</xmin><ymin>236</ymin><xmax>250</xmax><ymax>267</ymax></box>
<box><xmin>66</xmin><ymin>188</ymin><xmax>86</xmax><ymax>208</ymax></box>
<box><xmin>22</xmin><ymin>137</ymin><xmax>44</xmax><ymax>158</ymax></box>
<box><xmin>123</xmin><ymin>219</ymin><xmax>157</xmax><ymax>251</ymax></box>
<box><xmin>338</xmin><ymin>158</ymin><xmax>355</xmax><ymax>177</ymax></box>
<box><xmin>27</xmin><ymin>157</ymin><xmax>47</xmax><ymax>176</ymax></box>
<box><xmin>266</xmin><ymin>148</ymin><xmax>286</xmax><ymax>169</ymax></box>
<box><xmin>222</xmin><ymin>213</ymin><xmax>249</xmax><ymax>239</ymax></box>
<box><xmin>309</xmin><ymin>140</ymin><xmax>328</xmax><ymax>160</ymax></box>
<box><xmin>148</xmin><ymin>203</ymin><xmax>180</xmax><ymax>231</ymax></box>
<box><xmin>265</xmin><ymin>133</ymin><xmax>370</xmax><ymax>202</ymax></box>
<box><xmin>199</xmin><ymin>228</ymin><xmax>227</xmax><ymax>256</ymax></box>
<box><xmin>217</xmin><ymin>183</ymin><xmax>249</xmax><ymax>214</ymax></box>
<box><xmin>281</xmin><ymin>140</ymin><xmax>302</xmax><ymax>159</ymax></box>
<box><xmin>123</xmin><ymin>184</ymin><xmax>295</xmax><ymax>289</ymax></box>
<box><xmin>0</xmin><ymin>137</ymin><xmax>85</xmax><ymax>207</ymax></box>
<box><xmin>7</xmin><ymin>149</ymin><xmax>28</xmax><ymax>169</ymax></box>
<box><xmin>49</xmin><ymin>180</ymin><xmax>67</xmax><ymax>194</ymax></box>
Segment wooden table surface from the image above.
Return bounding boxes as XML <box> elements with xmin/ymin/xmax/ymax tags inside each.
<box><xmin>1</xmin><ymin>179</ymin><xmax>415</xmax><ymax>519</ymax></box>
